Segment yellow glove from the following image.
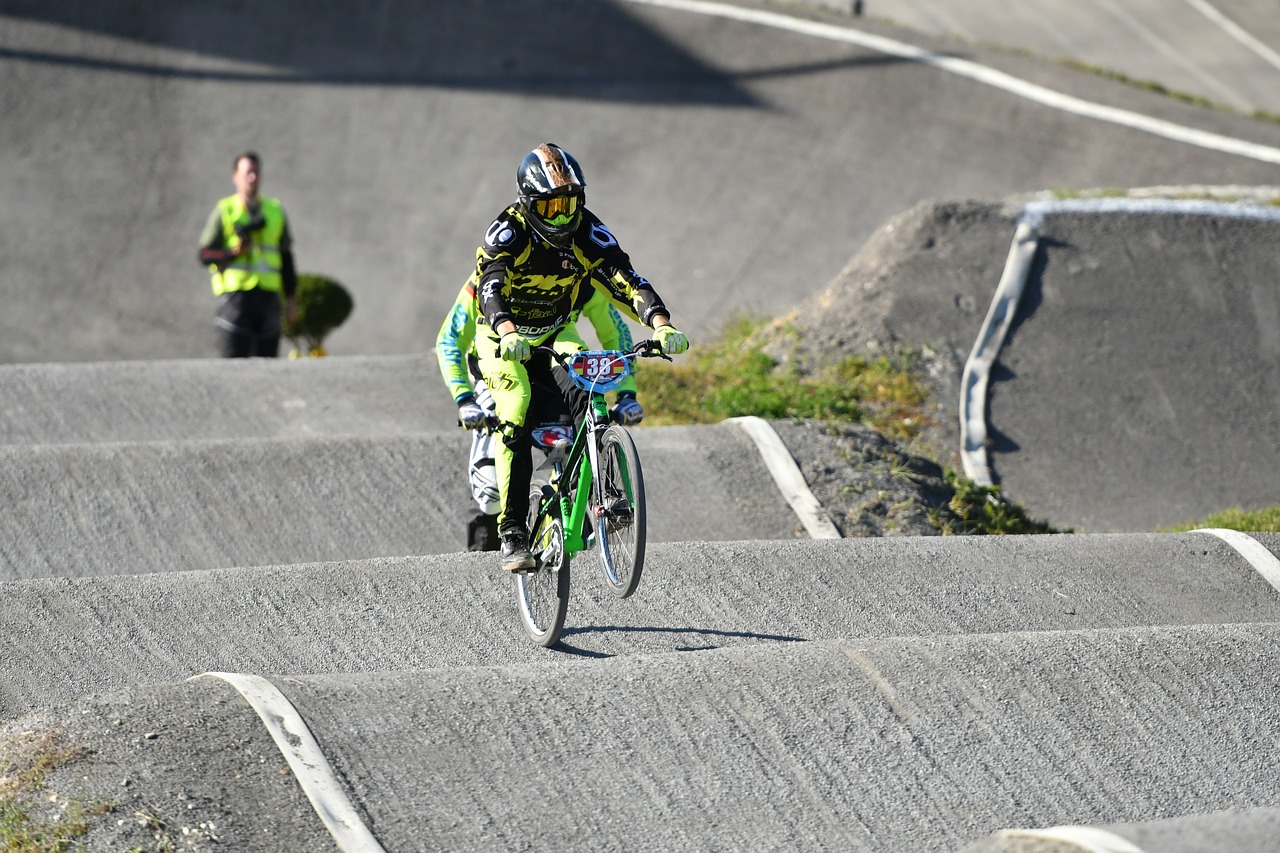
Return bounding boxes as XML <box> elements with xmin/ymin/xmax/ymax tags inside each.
<box><xmin>653</xmin><ymin>325</ymin><xmax>688</xmax><ymax>355</ymax></box>
<box><xmin>499</xmin><ymin>331</ymin><xmax>531</xmax><ymax>362</ymax></box>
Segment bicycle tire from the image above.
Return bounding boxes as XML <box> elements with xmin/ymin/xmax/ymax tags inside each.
<box><xmin>594</xmin><ymin>424</ymin><xmax>646</xmax><ymax>598</ymax></box>
<box><xmin>515</xmin><ymin>484</ymin><xmax>570</xmax><ymax>647</ymax></box>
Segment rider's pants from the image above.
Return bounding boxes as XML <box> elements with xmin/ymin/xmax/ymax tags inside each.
<box><xmin>475</xmin><ymin>336</ymin><xmax>589</xmax><ymax>537</ymax></box>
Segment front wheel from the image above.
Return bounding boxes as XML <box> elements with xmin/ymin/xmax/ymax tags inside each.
<box><xmin>515</xmin><ymin>485</ymin><xmax>570</xmax><ymax>647</ymax></box>
<box><xmin>594</xmin><ymin>425</ymin><xmax>646</xmax><ymax>598</ymax></box>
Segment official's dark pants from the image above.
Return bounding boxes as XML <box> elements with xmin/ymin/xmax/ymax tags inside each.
<box><xmin>216</xmin><ymin>289</ymin><xmax>282</xmax><ymax>358</ymax></box>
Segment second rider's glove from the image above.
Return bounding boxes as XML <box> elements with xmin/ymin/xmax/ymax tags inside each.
<box><xmin>653</xmin><ymin>324</ymin><xmax>689</xmax><ymax>355</ymax></box>
<box><xmin>609</xmin><ymin>392</ymin><xmax>644</xmax><ymax>426</ymax></box>
<box><xmin>499</xmin><ymin>331</ymin><xmax>531</xmax><ymax>362</ymax></box>
<box><xmin>457</xmin><ymin>396</ymin><xmax>488</xmax><ymax>430</ymax></box>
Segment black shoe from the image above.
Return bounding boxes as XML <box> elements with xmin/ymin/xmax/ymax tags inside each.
<box><xmin>500</xmin><ymin>530</ymin><xmax>536</xmax><ymax>572</ymax></box>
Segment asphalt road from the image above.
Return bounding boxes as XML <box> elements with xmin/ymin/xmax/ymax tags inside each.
<box><xmin>3</xmin><ymin>0</ymin><xmax>1280</xmax><ymax>362</ymax></box>
<box><xmin>782</xmin><ymin>200</ymin><xmax>1280</xmax><ymax>531</ymax></box>
<box><xmin>4</xmin><ymin>1</ymin><xmax>1280</xmax><ymax>850</ymax></box>
<box><xmin>867</xmin><ymin>0</ymin><xmax>1280</xmax><ymax>115</ymax></box>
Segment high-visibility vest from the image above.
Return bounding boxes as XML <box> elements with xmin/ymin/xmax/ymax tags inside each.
<box><xmin>209</xmin><ymin>195</ymin><xmax>287</xmax><ymax>295</ymax></box>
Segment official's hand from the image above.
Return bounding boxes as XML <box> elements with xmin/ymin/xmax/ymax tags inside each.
<box><xmin>653</xmin><ymin>324</ymin><xmax>688</xmax><ymax>355</ymax></box>
<box><xmin>457</xmin><ymin>398</ymin><xmax>488</xmax><ymax>430</ymax></box>
<box><xmin>234</xmin><ymin>214</ymin><xmax>266</xmax><ymax>238</ymax></box>
<box><xmin>610</xmin><ymin>393</ymin><xmax>644</xmax><ymax>426</ymax></box>
<box><xmin>499</xmin><ymin>331</ymin><xmax>531</xmax><ymax>362</ymax></box>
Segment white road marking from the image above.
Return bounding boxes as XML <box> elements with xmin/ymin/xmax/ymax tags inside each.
<box><xmin>995</xmin><ymin>825</ymin><xmax>1144</xmax><ymax>853</ymax></box>
<box><xmin>730</xmin><ymin>416</ymin><xmax>842</xmax><ymax>539</ymax></box>
<box><xmin>194</xmin><ymin>672</ymin><xmax>388</xmax><ymax>853</ymax></box>
<box><xmin>620</xmin><ymin>0</ymin><xmax>1280</xmax><ymax>164</ymax></box>
<box><xmin>1183</xmin><ymin>0</ymin><xmax>1280</xmax><ymax>75</ymax></box>
<box><xmin>1195</xmin><ymin>528</ymin><xmax>1280</xmax><ymax>594</ymax></box>
<box><xmin>1095</xmin><ymin>0</ymin><xmax>1251</xmax><ymax>111</ymax></box>
<box><xmin>959</xmin><ymin>220</ymin><xmax>1038</xmax><ymax>486</ymax></box>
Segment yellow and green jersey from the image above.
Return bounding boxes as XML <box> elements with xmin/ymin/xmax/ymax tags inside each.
<box><xmin>436</xmin><ymin>278</ymin><xmax>637</xmax><ymax>404</ymax></box>
<box><xmin>474</xmin><ymin>205</ymin><xmax>668</xmax><ymax>344</ymax></box>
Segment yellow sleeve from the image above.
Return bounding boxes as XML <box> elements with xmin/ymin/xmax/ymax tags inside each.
<box><xmin>581</xmin><ymin>290</ymin><xmax>639</xmax><ymax>396</ymax></box>
<box><xmin>435</xmin><ymin>283</ymin><xmax>479</xmax><ymax>403</ymax></box>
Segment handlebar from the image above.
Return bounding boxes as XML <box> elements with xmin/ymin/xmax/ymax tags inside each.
<box><xmin>534</xmin><ymin>338</ymin><xmax>673</xmax><ymax>367</ymax></box>
<box><xmin>459</xmin><ymin>340</ymin><xmax>669</xmax><ymax>430</ymax></box>
<box><xmin>533</xmin><ymin>340</ymin><xmax>667</xmax><ymax>396</ymax></box>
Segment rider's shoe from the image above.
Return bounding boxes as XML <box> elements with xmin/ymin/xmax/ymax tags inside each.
<box><xmin>500</xmin><ymin>530</ymin><xmax>537</xmax><ymax>572</ymax></box>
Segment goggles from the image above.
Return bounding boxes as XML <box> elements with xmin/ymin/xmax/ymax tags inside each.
<box><xmin>532</xmin><ymin>193</ymin><xmax>581</xmax><ymax>226</ymax></box>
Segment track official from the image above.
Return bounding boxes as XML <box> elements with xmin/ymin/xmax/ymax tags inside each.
<box><xmin>198</xmin><ymin>151</ymin><xmax>299</xmax><ymax>357</ymax></box>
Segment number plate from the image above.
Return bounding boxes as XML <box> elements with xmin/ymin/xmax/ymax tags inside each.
<box><xmin>564</xmin><ymin>351</ymin><xmax>632</xmax><ymax>393</ymax></box>
<box><xmin>569</xmin><ymin>353</ymin><xmax>624</xmax><ymax>382</ymax></box>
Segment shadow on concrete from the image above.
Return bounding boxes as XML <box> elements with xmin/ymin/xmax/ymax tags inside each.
<box><xmin>558</xmin><ymin>624</ymin><xmax>809</xmax><ymax>651</ymax></box>
<box><xmin>0</xmin><ymin>0</ymin><xmax>905</xmax><ymax>105</ymax></box>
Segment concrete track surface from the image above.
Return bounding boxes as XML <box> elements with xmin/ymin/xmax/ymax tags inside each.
<box><xmin>6</xmin><ymin>533</ymin><xmax>1279</xmax><ymax>720</ymax></box>
<box><xmin>4</xmin><ymin>1</ymin><xmax>1280</xmax><ymax>851</ymax></box>
<box><xmin>2</xmin><ymin>353</ymin><xmax>1279</xmax><ymax>852</ymax></box>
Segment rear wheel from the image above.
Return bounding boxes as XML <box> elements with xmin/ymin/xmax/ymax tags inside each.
<box><xmin>514</xmin><ymin>485</ymin><xmax>570</xmax><ymax>647</ymax></box>
<box><xmin>595</xmin><ymin>425</ymin><xmax>646</xmax><ymax>598</ymax></box>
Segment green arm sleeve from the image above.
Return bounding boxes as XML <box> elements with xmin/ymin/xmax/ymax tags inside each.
<box><xmin>581</xmin><ymin>290</ymin><xmax>638</xmax><ymax>396</ymax></box>
<box><xmin>435</xmin><ymin>284</ymin><xmax>479</xmax><ymax>403</ymax></box>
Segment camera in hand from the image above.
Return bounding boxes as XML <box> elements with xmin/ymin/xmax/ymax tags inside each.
<box><xmin>234</xmin><ymin>213</ymin><xmax>266</xmax><ymax>238</ymax></box>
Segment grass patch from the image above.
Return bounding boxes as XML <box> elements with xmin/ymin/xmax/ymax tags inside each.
<box><xmin>1047</xmin><ymin>186</ymin><xmax>1129</xmax><ymax>200</ymax></box>
<box><xmin>1</xmin><ymin>730</ymin><xmax>106</xmax><ymax>852</ymax></box>
<box><xmin>1164</xmin><ymin>505</ymin><xmax>1280</xmax><ymax>533</ymax></box>
<box><xmin>638</xmin><ymin>315</ymin><xmax>931</xmax><ymax>440</ymax></box>
<box><xmin>1060</xmin><ymin>58</ymin><xmax>1218</xmax><ymax>109</ymax></box>
<box><xmin>935</xmin><ymin>471</ymin><xmax>1063</xmax><ymax>535</ymax></box>
<box><xmin>637</xmin><ymin>314</ymin><xmax>1062</xmax><ymax>535</ymax></box>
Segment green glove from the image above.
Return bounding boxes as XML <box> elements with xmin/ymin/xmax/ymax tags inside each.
<box><xmin>499</xmin><ymin>331</ymin><xmax>531</xmax><ymax>362</ymax></box>
<box><xmin>653</xmin><ymin>324</ymin><xmax>688</xmax><ymax>355</ymax></box>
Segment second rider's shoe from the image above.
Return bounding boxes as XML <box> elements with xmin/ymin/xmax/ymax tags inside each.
<box><xmin>500</xmin><ymin>530</ymin><xmax>537</xmax><ymax>573</ymax></box>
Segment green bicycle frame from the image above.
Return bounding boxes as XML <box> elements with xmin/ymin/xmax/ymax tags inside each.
<box><xmin>529</xmin><ymin>341</ymin><xmax>660</xmax><ymax>563</ymax></box>
<box><xmin>552</xmin><ymin>394</ymin><xmax>611</xmax><ymax>556</ymax></box>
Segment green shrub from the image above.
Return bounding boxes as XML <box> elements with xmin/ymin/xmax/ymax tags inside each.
<box><xmin>283</xmin><ymin>273</ymin><xmax>354</xmax><ymax>357</ymax></box>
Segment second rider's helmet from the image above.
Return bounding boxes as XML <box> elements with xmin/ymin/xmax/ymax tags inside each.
<box><xmin>517</xmin><ymin>143</ymin><xmax>586</xmax><ymax>247</ymax></box>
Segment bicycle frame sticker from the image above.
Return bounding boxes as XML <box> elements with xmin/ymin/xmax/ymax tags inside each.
<box><xmin>531</xmin><ymin>423</ymin><xmax>574</xmax><ymax>450</ymax></box>
<box><xmin>566</xmin><ymin>350</ymin><xmax>632</xmax><ymax>394</ymax></box>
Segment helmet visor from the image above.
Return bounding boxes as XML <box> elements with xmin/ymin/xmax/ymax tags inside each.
<box><xmin>532</xmin><ymin>193</ymin><xmax>581</xmax><ymax>227</ymax></box>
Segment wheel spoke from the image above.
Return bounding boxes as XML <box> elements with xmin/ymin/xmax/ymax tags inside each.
<box><xmin>595</xmin><ymin>426</ymin><xmax>646</xmax><ymax>599</ymax></box>
<box><xmin>515</xmin><ymin>484</ymin><xmax>570</xmax><ymax>646</ymax></box>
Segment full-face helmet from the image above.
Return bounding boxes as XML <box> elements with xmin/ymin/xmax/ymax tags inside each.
<box><xmin>517</xmin><ymin>143</ymin><xmax>586</xmax><ymax>246</ymax></box>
